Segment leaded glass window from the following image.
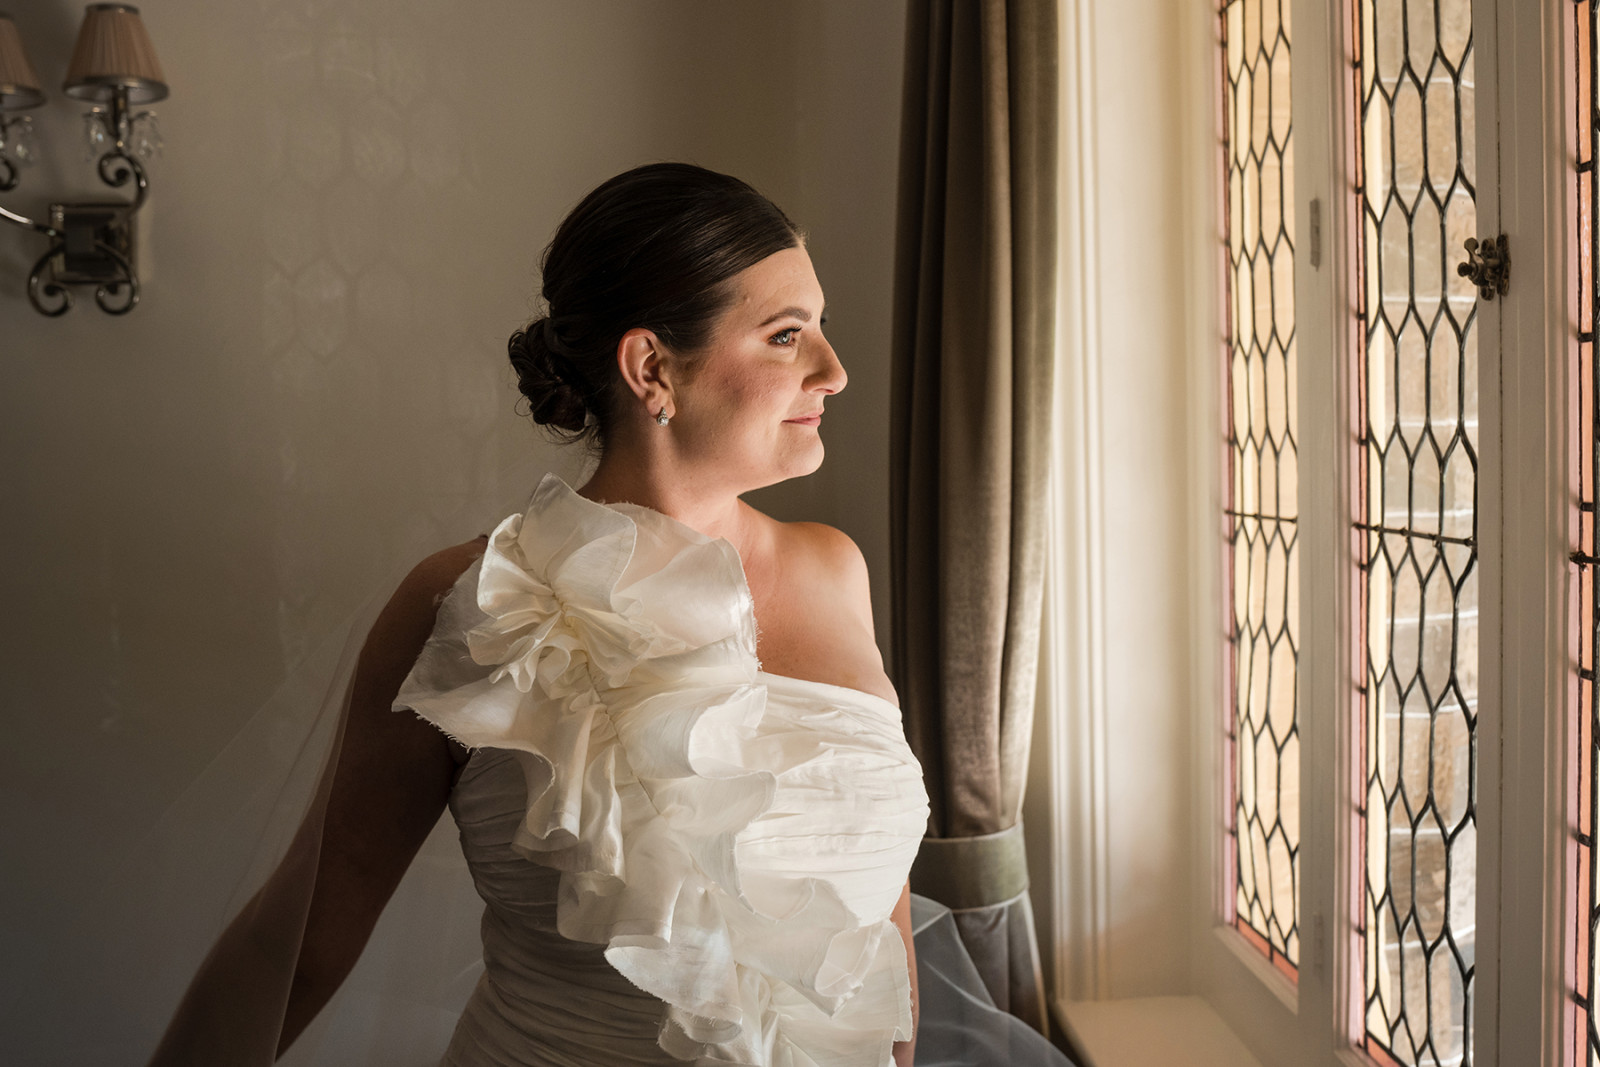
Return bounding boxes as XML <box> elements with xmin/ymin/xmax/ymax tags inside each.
<box><xmin>1352</xmin><ymin>0</ymin><xmax>1478</xmax><ymax>1062</ymax></box>
<box><xmin>1221</xmin><ymin>0</ymin><xmax>1300</xmax><ymax>976</ymax></box>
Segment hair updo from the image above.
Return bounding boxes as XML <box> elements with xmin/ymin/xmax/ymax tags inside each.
<box><xmin>508</xmin><ymin>162</ymin><xmax>803</xmax><ymax>446</ymax></box>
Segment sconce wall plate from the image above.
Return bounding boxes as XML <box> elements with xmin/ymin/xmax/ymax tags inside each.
<box><xmin>50</xmin><ymin>202</ymin><xmax>136</xmax><ymax>282</ymax></box>
<box><xmin>31</xmin><ymin>200</ymin><xmax>138</xmax><ymax>314</ymax></box>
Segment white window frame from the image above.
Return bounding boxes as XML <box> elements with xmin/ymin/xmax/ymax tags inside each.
<box><xmin>1039</xmin><ymin>1</ymin><xmax>1572</xmax><ymax>1064</ymax></box>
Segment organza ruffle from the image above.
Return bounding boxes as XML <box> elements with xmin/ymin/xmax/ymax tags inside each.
<box><xmin>396</xmin><ymin>475</ymin><xmax>921</xmax><ymax>1066</ymax></box>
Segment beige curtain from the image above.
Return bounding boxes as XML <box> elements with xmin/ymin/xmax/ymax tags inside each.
<box><xmin>889</xmin><ymin>0</ymin><xmax>1058</xmax><ymax>1034</ymax></box>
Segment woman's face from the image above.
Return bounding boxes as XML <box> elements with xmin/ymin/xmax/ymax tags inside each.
<box><xmin>669</xmin><ymin>245</ymin><xmax>846</xmax><ymax>492</ymax></box>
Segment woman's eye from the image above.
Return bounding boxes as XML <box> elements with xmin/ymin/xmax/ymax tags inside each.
<box><xmin>771</xmin><ymin>328</ymin><xmax>798</xmax><ymax>346</ymax></box>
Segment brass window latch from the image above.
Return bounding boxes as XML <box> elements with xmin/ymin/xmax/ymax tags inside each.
<box><xmin>1457</xmin><ymin>235</ymin><xmax>1509</xmax><ymax>300</ymax></box>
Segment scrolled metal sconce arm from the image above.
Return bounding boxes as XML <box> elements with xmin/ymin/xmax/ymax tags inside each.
<box><xmin>0</xmin><ymin>198</ymin><xmax>56</xmax><ymax>236</ymax></box>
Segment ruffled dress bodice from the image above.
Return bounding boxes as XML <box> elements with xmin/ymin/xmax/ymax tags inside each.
<box><xmin>395</xmin><ymin>475</ymin><xmax>930</xmax><ymax>1067</ymax></box>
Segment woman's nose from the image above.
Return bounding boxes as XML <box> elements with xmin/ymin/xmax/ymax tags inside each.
<box><xmin>811</xmin><ymin>336</ymin><xmax>847</xmax><ymax>394</ymax></box>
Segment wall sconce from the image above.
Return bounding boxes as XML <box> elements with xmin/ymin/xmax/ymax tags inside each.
<box><xmin>0</xmin><ymin>5</ymin><xmax>167</xmax><ymax>316</ymax></box>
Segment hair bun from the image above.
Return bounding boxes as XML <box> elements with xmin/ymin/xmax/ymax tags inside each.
<box><xmin>508</xmin><ymin>317</ymin><xmax>590</xmax><ymax>435</ymax></box>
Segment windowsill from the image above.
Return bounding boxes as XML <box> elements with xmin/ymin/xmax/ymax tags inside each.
<box><xmin>1053</xmin><ymin>996</ymin><xmax>1265</xmax><ymax>1067</ymax></box>
<box><xmin>1214</xmin><ymin>922</ymin><xmax>1298</xmax><ymax>1013</ymax></box>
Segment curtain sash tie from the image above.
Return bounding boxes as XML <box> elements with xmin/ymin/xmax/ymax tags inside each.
<box><xmin>909</xmin><ymin>822</ymin><xmax>1029</xmax><ymax>912</ymax></box>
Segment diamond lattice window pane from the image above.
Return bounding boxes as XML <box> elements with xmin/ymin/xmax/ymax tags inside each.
<box><xmin>1222</xmin><ymin>0</ymin><xmax>1300</xmax><ymax>976</ymax></box>
<box><xmin>1355</xmin><ymin>0</ymin><xmax>1478</xmax><ymax>1062</ymax></box>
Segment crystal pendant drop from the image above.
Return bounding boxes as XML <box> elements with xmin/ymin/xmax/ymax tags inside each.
<box><xmin>1</xmin><ymin>116</ymin><xmax>36</xmax><ymax>165</ymax></box>
<box><xmin>83</xmin><ymin>109</ymin><xmax>110</xmax><ymax>161</ymax></box>
<box><xmin>130</xmin><ymin>113</ymin><xmax>163</xmax><ymax>160</ymax></box>
<box><xmin>13</xmin><ymin>119</ymin><xmax>34</xmax><ymax>164</ymax></box>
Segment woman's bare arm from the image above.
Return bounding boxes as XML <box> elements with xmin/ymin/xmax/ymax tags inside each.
<box><xmin>147</xmin><ymin>541</ymin><xmax>483</xmax><ymax>1065</ymax></box>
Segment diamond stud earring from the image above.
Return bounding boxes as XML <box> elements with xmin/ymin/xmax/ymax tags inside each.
<box><xmin>656</xmin><ymin>408</ymin><xmax>670</xmax><ymax>426</ymax></box>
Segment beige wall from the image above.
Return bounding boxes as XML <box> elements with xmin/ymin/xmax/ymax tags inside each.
<box><xmin>0</xmin><ymin>1</ymin><xmax>905</xmax><ymax>1059</ymax></box>
<box><xmin>1091</xmin><ymin>0</ymin><xmax>1195</xmax><ymax>999</ymax></box>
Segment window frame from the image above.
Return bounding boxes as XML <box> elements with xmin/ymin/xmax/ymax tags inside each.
<box><xmin>1040</xmin><ymin>0</ymin><xmax>1568</xmax><ymax>1062</ymax></box>
<box><xmin>1174</xmin><ymin>0</ymin><xmax>1570</xmax><ymax>1064</ymax></box>
<box><xmin>1491</xmin><ymin>1</ymin><xmax>1573</xmax><ymax>1062</ymax></box>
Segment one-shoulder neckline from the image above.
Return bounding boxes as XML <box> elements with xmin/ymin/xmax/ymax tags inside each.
<box><xmin>553</xmin><ymin>475</ymin><xmax>724</xmax><ymax>548</ymax></box>
<box><xmin>538</xmin><ymin>476</ymin><xmax>899</xmax><ymax>716</ymax></box>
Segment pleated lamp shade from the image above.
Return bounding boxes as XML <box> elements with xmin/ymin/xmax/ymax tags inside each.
<box><xmin>0</xmin><ymin>12</ymin><xmax>45</xmax><ymax>110</ymax></box>
<box><xmin>63</xmin><ymin>3</ymin><xmax>167</xmax><ymax>104</ymax></box>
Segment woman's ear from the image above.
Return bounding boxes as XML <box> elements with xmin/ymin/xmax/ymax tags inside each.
<box><xmin>615</xmin><ymin>328</ymin><xmax>674</xmax><ymax>420</ymax></box>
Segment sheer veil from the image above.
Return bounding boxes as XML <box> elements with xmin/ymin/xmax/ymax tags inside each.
<box><xmin>29</xmin><ymin>451</ymin><xmax>561</xmax><ymax>1067</ymax></box>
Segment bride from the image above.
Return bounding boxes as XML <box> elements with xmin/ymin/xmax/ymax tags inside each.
<box><xmin>149</xmin><ymin>162</ymin><xmax>930</xmax><ymax>1067</ymax></box>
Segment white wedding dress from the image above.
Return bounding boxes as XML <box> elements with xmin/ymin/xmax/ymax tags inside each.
<box><xmin>394</xmin><ymin>475</ymin><xmax>931</xmax><ymax>1067</ymax></box>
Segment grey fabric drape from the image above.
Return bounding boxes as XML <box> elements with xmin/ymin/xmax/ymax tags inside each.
<box><xmin>889</xmin><ymin>0</ymin><xmax>1058</xmax><ymax>1034</ymax></box>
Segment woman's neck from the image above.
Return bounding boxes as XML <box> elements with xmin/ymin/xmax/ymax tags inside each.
<box><xmin>578</xmin><ymin>453</ymin><xmax>754</xmax><ymax>547</ymax></box>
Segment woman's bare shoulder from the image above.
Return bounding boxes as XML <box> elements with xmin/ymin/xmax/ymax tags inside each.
<box><xmin>777</xmin><ymin>520</ymin><xmax>867</xmax><ymax>571</ymax></box>
<box><xmin>739</xmin><ymin>510</ymin><xmax>892</xmax><ymax>700</ymax></box>
<box><xmin>354</xmin><ymin>537</ymin><xmax>490</xmax><ymax>764</ymax></box>
<box><xmin>402</xmin><ymin>536</ymin><xmax>490</xmax><ymax>602</ymax></box>
<box><xmin>756</xmin><ymin>514</ymin><xmax>874</xmax><ymax>627</ymax></box>
<box><xmin>367</xmin><ymin>536</ymin><xmax>489</xmax><ymax>658</ymax></box>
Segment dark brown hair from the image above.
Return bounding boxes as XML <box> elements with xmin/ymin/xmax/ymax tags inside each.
<box><xmin>508</xmin><ymin>162</ymin><xmax>803</xmax><ymax>446</ymax></box>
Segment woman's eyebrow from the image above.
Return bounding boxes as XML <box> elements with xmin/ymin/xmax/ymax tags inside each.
<box><xmin>755</xmin><ymin>305</ymin><xmax>824</xmax><ymax>327</ymax></box>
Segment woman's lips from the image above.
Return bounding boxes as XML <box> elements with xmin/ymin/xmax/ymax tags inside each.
<box><xmin>784</xmin><ymin>413</ymin><xmax>823</xmax><ymax>426</ymax></box>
